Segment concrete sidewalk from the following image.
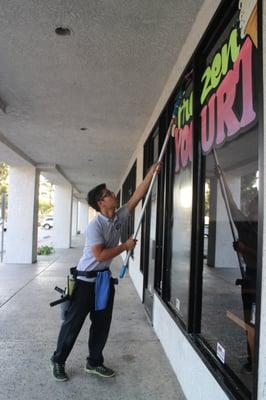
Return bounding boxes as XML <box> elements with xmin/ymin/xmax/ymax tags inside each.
<box><xmin>0</xmin><ymin>235</ymin><xmax>186</xmax><ymax>400</ymax></box>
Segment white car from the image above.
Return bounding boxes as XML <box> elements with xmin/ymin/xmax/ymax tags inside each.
<box><xmin>42</xmin><ymin>216</ymin><xmax>54</xmax><ymax>229</ymax></box>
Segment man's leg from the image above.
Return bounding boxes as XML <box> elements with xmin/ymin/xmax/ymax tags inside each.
<box><xmin>52</xmin><ymin>281</ymin><xmax>94</xmax><ymax>364</ymax></box>
<box><xmin>87</xmin><ymin>283</ymin><xmax>115</xmax><ymax>367</ymax></box>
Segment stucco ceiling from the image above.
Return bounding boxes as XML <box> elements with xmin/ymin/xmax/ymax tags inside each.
<box><xmin>0</xmin><ymin>0</ymin><xmax>205</xmax><ymax>197</ymax></box>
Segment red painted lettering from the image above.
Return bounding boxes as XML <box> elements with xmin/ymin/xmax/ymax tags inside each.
<box><xmin>174</xmin><ymin>122</ymin><xmax>193</xmax><ymax>172</ymax></box>
<box><xmin>200</xmin><ymin>36</ymin><xmax>256</xmax><ymax>154</ymax></box>
<box><xmin>216</xmin><ymin>69</ymin><xmax>240</xmax><ymax>145</ymax></box>
<box><xmin>236</xmin><ymin>37</ymin><xmax>256</xmax><ymax>127</ymax></box>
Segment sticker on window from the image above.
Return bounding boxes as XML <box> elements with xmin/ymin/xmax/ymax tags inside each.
<box><xmin>175</xmin><ymin>298</ymin><xmax>181</xmax><ymax>311</ymax></box>
<box><xmin>250</xmin><ymin>303</ymin><xmax>256</xmax><ymax>325</ymax></box>
<box><xmin>217</xmin><ymin>342</ymin><xmax>225</xmax><ymax>364</ymax></box>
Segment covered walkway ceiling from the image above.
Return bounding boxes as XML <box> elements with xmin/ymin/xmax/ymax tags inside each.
<box><xmin>0</xmin><ymin>0</ymin><xmax>204</xmax><ymax>197</ymax></box>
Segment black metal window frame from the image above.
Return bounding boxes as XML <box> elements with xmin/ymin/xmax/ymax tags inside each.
<box><xmin>164</xmin><ymin>63</ymin><xmax>194</xmax><ymax>330</ymax></box>
<box><xmin>121</xmin><ymin>161</ymin><xmax>137</xmax><ymax>243</ymax></box>
<box><xmin>140</xmin><ymin>127</ymin><xmax>156</xmax><ymax>274</ymax></box>
<box><xmin>140</xmin><ymin>122</ymin><xmax>165</xmax><ymax>283</ymax></box>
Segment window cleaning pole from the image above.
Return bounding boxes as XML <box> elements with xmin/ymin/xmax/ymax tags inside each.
<box><xmin>212</xmin><ymin>148</ymin><xmax>245</xmax><ymax>279</ymax></box>
<box><xmin>119</xmin><ymin>118</ymin><xmax>175</xmax><ymax>278</ymax></box>
<box><xmin>119</xmin><ymin>89</ymin><xmax>184</xmax><ymax>279</ymax></box>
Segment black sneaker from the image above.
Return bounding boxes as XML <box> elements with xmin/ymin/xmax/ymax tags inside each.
<box><xmin>85</xmin><ymin>363</ymin><xmax>115</xmax><ymax>378</ymax></box>
<box><xmin>50</xmin><ymin>358</ymin><xmax>68</xmax><ymax>381</ymax></box>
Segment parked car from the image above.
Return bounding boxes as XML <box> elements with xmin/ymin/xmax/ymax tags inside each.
<box><xmin>42</xmin><ymin>216</ymin><xmax>54</xmax><ymax>229</ymax></box>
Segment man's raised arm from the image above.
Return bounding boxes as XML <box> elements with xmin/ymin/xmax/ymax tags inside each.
<box><xmin>126</xmin><ymin>163</ymin><xmax>161</xmax><ymax>214</ymax></box>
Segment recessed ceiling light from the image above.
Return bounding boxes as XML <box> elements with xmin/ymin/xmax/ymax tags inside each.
<box><xmin>55</xmin><ymin>26</ymin><xmax>71</xmax><ymax>36</ymax></box>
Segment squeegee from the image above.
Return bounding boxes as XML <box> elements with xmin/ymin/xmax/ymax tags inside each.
<box><xmin>119</xmin><ymin>92</ymin><xmax>183</xmax><ymax>279</ymax></box>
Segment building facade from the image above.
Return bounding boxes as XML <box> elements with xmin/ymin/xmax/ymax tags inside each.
<box><xmin>118</xmin><ymin>1</ymin><xmax>265</xmax><ymax>399</ymax></box>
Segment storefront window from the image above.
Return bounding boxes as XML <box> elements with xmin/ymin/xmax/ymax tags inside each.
<box><xmin>141</xmin><ymin>126</ymin><xmax>161</xmax><ymax>317</ymax></box>
<box><xmin>169</xmin><ymin>71</ymin><xmax>193</xmax><ymax>324</ymax></box>
<box><xmin>170</xmin><ymin>166</ymin><xmax>192</xmax><ymax>322</ymax></box>
<box><xmin>147</xmin><ymin>134</ymin><xmax>159</xmax><ymax>296</ymax></box>
<box><xmin>154</xmin><ymin>0</ymin><xmax>261</xmax><ymax>398</ymax></box>
<box><xmin>200</xmin><ymin>2</ymin><xmax>259</xmax><ymax>393</ymax></box>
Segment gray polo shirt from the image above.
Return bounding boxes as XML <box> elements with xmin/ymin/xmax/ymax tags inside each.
<box><xmin>77</xmin><ymin>205</ymin><xmax>130</xmax><ymax>282</ymax></box>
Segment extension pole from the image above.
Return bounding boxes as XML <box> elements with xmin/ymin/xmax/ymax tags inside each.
<box><xmin>119</xmin><ymin>118</ymin><xmax>175</xmax><ymax>278</ymax></box>
<box><xmin>212</xmin><ymin>148</ymin><xmax>245</xmax><ymax>278</ymax></box>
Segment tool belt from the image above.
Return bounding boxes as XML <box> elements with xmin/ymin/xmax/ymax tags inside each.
<box><xmin>73</xmin><ymin>266</ymin><xmax>109</xmax><ymax>279</ymax></box>
<box><xmin>72</xmin><ymin>266</ymin><xmax>118</xmax><ymax>284</ymax></box>
<box><xmin>50</xmin><ymin>266</ymin><xmax>118</xmax><ymax>311</ymax></box>
<box><xmin>50</xmin><ymin>267</ymin><xmax>78</xmax><ymax>308</ymax></box>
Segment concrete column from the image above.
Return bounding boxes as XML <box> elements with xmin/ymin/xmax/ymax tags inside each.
<box><xmin>215</xmin><ymin>175</ymin><xmax>240</xmax><ymax>268</ymax></box>
<box><xmin>71</xmin><ymin>197</ymin><xmax>78</xmax><ymax>237</ymax></box>
<box><xmin>77</xmin><ymin>201</ymin><xmax>88</xmax><ymax>234</ymax></box>
<box><xmin>5</xmin><ymin>166</ymin><xmax>39</xmax><ymax>263</ymax></box>
<box><xmin>53</xmin><ymin>183</ymin><xmax>73</xmax><ymax>248</ymax></box>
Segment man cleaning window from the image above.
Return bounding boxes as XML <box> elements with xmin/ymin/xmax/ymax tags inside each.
<box><xmin>50</xmin><ymin>162</ymin><xmax>161</xmax><ymax>381</ymax></box>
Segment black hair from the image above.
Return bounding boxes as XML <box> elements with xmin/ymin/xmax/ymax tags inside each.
<box><xmin>87</xmin><ymin>183</ymin><xmax>106</xmax><ymax>212</ymax></box>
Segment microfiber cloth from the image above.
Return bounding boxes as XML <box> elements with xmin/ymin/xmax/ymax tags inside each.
<box><xmin>95</xmin><ymin>270</ymin><xmax>111</xmax><ymax>311</ymax></box>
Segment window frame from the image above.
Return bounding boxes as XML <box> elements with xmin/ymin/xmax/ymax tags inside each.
<box><xmin>161</xmin><ymin>63</ymin><xmax>195</xmax><ymax>329</ymax></box>
<box><xmin>140</xmin><ymin>123</ymin><xmax>165</xmax><ymax>288</ymax></box>
<box><xmin>121</xmin><ymin>161</ymin><xmax>137</xmax><ymax>243</ymax></box>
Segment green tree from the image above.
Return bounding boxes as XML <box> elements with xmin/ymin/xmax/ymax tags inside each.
<box><xmin>39</xmin><ymin>199</ymin><xmax>53</xmax><ymax>218</ymax></box>
<box><xmin>38</xmin><ymin>175</ymin><xmax>54</xmax><ymax>221</ymax></box>
<box><xmin>0</xmin><ymin>162</ymin><xmax>9</xmax><ymax>194</ymax></box>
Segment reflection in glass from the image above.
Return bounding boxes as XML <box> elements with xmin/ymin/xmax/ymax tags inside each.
<box><xmin>201</xmin><ymin>130</ymin><xmax>258</xmax><ymax>392</ymax></box>
<box><xmin>170</xmin><ymin>166</ymin><xmax>192</xmax><ymax>323</ymax></box>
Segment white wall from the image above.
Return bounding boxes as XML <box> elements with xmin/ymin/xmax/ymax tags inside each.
<box><xmin>71</xmin><ymin>197</ymin><xmax>78</xmax><ymax>237</ymax></box>
<box><xmin>53</xmin><ymin>183</ymin><xmax>73</xmax><ymax>248</ymax></box>
<box><xmin>77</xmin><ymin>201</ymin><xmax>88</xmax><ymax>233</ymax></box>
<box><xmin>153</xmin><ymin>294</ymin><xmax>229</xmax><ymax>400</ymax></box>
